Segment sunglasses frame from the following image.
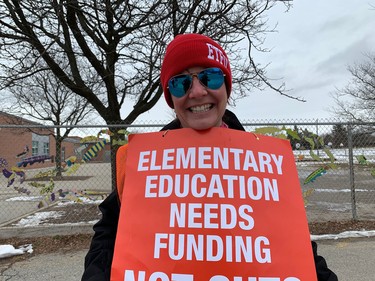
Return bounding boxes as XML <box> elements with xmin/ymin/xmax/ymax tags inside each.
<box><xmin>167</xmin><ymin>67</ymin><xmax>225</xmax><ymax>98</ymax></box>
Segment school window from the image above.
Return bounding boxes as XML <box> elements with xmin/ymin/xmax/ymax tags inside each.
<box><xmin>43</xmin><ymin>142</ymin><xmax>50</xmax><ymax>155</ymax></box>
<box><xmin>32</xmin><ymin>141</ymin><xmax>39</xmax><ymax>156</ymax></box>
<box><xmin>32</xmin><ymin>133</ymin><xmax>50</xmax><ymax>156</ymax></box>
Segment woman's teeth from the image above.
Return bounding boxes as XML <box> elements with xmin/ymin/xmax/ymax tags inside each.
<box><xmin>190</xmin><ymin>104</ymin><xmax>212</xmax><ymax>113</ymax></box>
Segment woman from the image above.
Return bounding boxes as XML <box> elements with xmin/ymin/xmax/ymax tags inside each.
<box><xmin>82</xmin><ymin>33</ymin><xmax>338</xmax><ymax>281</ymax></box>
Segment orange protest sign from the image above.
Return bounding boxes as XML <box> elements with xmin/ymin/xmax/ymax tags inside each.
<box><xmin>111</xmin><ymin>128</ymin><xmax>316</xmax><ymax>281</ymax></box>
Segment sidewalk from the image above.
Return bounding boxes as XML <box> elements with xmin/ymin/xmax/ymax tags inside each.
<box><xmin>317</xmin><ymin>237</ymin><xmax>375</xmax><ymax>281</ymax></box>
<box><xmin>0</xmin><ymin>237</ymin><xmax>374</xmax><ymax>281</ymax></box>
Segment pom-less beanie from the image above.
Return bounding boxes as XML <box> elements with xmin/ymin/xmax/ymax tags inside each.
<box><xmin>160</xmin><ymin>33</ymin><xmax>232</xmax><ymax>108</ymax></box>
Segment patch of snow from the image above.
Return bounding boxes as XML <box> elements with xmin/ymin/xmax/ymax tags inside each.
<box><xmin>5</xmin><ymin>195</ymin><xmax>103</xmax><ymax>205</ymax></box>
<box><xmin>6</xmin><ymin>196</ymin><xmax>42</xmax><ymax>202</ymax></box>
<box><xmin>13</xmin><ymin>211</ymin><xmax>64</xmax><ymax>227</ymax></box>
<box><xmin>0</xmin><ymin>244</ymin><xmax>33</xmax><ymax>259</ymax></box>
<box><xmin>311</xmin><ymin>230</ymin><xmax>375</xmax><ymax>241</ymax></box>
<box><xmin>57</xmin><ymin>197</ymin><xmax>103</xmax><ymax>205</ymax></box>
<box><xmin>36</xmin><ymin>220</ymin><xmax>99</xmax><ymax>226</ymax></box>
<box><xmin>315</xmin><ymin>189</ymin><xmax>373</xmax><ymax>193</ymax></box>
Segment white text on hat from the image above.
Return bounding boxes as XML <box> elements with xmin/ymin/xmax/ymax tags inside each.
<box><xmin>206</xmin><ymin>43</ymin><xmax>229</xmax><ymax>68</ymax></box>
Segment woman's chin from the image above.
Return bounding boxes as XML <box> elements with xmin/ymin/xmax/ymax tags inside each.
<box><xmin>186</xmin><ymin>119</ymin><xmax>220</xmax><ymax>131</ymax></box>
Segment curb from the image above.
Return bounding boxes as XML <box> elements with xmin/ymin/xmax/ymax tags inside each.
<box><xmin>0</xmin><ymin>223</ymin><xmax>94</xmax><ymax>239</ymax></box>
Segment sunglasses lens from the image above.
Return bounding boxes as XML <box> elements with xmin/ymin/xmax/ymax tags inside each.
<box><xmin>198</xmin><ymin>68</ymin><xmax>224</xmax><ymax>90</ymax></box>
<box><xmin>168</xmin><ymin>75</ymin><xmax>192</xmax><ymax>97</ymax></box>
<box><xmin>167</xmin><ymin>67</ymin><xmax>225</xmax><ymax>98</ymax></box>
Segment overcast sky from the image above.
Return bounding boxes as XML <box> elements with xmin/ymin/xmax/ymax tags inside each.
<box><xmin>135</xmin><ymin>0</ymin><xmax>375</xmax><ymax>123</ymax></box>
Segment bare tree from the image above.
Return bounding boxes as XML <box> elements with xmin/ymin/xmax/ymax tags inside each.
<box><xmin>331</xmin><ymin>53</ymin><xmax>375</xmax><ymax>123</ymax></box>
<box><xmin>6</xmin><ymin>67</ymin><xmax>95</xmax><ymax>177</ymax></box>
<box><xmin>0</xmin><ymin>0</ymin><xmax>298</xmax><ymax>127</ymax></box>
<box><xmin>0</xmin><ymin>1</ymin><xmax>298</xmax><ymax>190</ymax></box>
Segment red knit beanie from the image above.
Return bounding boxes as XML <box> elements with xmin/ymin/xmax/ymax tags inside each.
<box><xmin>160</xmin><ymin>33</ymin><xmax>232</xmax><ymax>108</ymax></box>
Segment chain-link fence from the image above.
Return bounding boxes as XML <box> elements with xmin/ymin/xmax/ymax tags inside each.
<box><xmin>1</xmin><ymin>120</ymin><xmax>374</xmax><ymax>231</ymax></box>
<box><xmin>241</xmin><ymin>120</ymin><xmax>375</xmax><ymax>223</ymax></box>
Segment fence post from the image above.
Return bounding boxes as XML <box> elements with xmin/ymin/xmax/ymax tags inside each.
<box><xmin>347</xmin><ymin>123</ymin><xmax>358</xmax><ymax>220</ymax></box>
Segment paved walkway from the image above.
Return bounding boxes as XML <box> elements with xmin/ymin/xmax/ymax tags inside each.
<box><xmin>0</xmin><ymin>237</ymin><xmax>374</xmax><ymax>281</ymax></box>
<box><xmin>316</xmin><ymin>237</ymin><xmax>375</xmax><ymax>281</ymax></box>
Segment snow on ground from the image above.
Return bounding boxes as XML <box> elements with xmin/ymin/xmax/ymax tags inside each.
<box><xmin>8</xmin><ymin>196</ymin><xmax>103</xmax><ymax>227</ymax></box>
<box><xmin>56</xmin><ymin>197</ymin><xmax>103</xmax><ymax>205</ymax></box>
<box><xmin>315</xmin><ymin>189</ymin><xmax>373</xmax><ymax>193</ymax></box>
<box><xmin>0</xmin><ymin>244</ymin><xmax>33</xmax><ymax>259</ymax></box>
<box><xmin>5</xmin><ymin>196</ymin><xmax>43</xmax><ymax>202</ymax></box>
<box><xmin>311</xmin><ymin>230</ymin><xmax>375</xmax><ymax>241</ymax></box>
<box><xmin>14</xmin><ymin>211</ymin><xmax>65</xmax><ymax>227</ymax></box>
<box><xmin>5</xmin><ymin>196</ymin><xmax>103</xmax><ymax>204</ymax></box>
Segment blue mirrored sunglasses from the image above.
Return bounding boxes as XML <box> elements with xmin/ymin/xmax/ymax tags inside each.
<box><xmin>167</xmin><ymin>67</ymin><xmax>225</xmax><ymax>98</ymax></box>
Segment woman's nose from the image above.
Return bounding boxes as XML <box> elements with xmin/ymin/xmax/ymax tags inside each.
<box><xmin>187</xmin><ymin>76</ymin><xmax>208</xmax><ymax>98</ymax></box>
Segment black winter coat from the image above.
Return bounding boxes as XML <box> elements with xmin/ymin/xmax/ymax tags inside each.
<box><xmin>82</xmin><ymin>109</ymin><xmax>338</xmax><ymax>281</ymax></box>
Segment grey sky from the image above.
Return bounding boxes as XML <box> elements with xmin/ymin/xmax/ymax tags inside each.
<box><xmin>135</xmin><ymin>0</ymin><xmax>375</xmax><ymax>122</ymax></box>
